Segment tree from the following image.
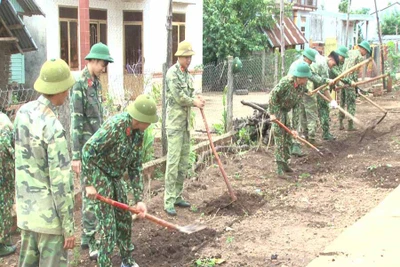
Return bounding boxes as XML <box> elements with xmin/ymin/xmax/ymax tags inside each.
<box><xmin>381</xmin><ymin>10</ymin><xmax>400</xmax><ymax>35</ymax></box>
<box><xmin>203</xmin><ymin>0</ymin><xmax>292</xmax><ymax>64</ymax></box>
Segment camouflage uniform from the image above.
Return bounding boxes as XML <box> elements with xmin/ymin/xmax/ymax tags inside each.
<box><xmin>82</xmin><ymin>112</ymin><xmax>144</xmax><ymax>267</ymax></box>
<box><xmin>0</xmin><ymin>112</ymin><xmax>14</xmax><ymax>245</ymax></box>
<box><xmin>164</xmin><ymin>61</ymin><xmax>195</xmax><ymax>210</ymax></box>
<box><xmin>340</xmin><ymin>50</ymin><xmax>364</xmax><ymax>130</ymax></box>
<box><xmin>14</xmin><ymin>95</ymin><xmax>74</xmax><ymax>266</ymax></box>
<box><xmin>269</xmin><ymin>76</ymin><xmax>306</xmax><ymax>174</ymax></box>
<box><xmin>310</xmin><ymin>54</ymin><xmax>334</xmax><ymax>140</ymax></box>
<box><xmin>70</xmin><ymin>66</ymin><xmax>103</xmax><ymax>250</ymax></box>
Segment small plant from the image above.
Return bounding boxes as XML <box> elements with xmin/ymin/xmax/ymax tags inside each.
<box><xmin>102</xmin><ymin>93</ymin><xmax>120</xmax><ymax>120</ymax></box>
<box><xmin>367</xmin><ymin>164</ymin><xmax>379</xmax><ymax>171</ymax></box>
<box><xmin>299</xmin><ymin>172</ymin><xmax>311</xmax><ymax>179</ymax></box>
<box><xmin>149</xmin><ymin>83</ymin><xmax>162</xmax><ymax>104</ymax></box>
<box><xmin>194</xmin><ymin>258</ymin><xmax>217</xmax><ymax>267</ymax></box>
<box><xmin>236</xmin><ymin>127</ymin><xmax>254</xmax><ymax>145</ymax></box>
<box><xmin>190</xmin><ymin>205</ymin><xmax>199</xmax><ymax>213</ymax></box>
<box><xmin>212</xmin><ymin>86</ymin><xmax>228</xmax><ymax>135</ymax></box>
<box><xmin>234</xmin><ymin>172</ymin><xmax>241</xmax><ymax>180</ymax></box>
<box><xmin>226</xmin><ymin>236</ymin><xmax>234</xmax><ymax>244</ymax></box>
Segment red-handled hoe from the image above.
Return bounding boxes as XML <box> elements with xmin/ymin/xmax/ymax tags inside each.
<box><xmin>95</xmin><ymin>194</ymin><xmax>207</xmax><ymax>234</ymax></box>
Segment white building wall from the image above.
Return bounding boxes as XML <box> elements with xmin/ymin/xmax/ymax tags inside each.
<box><xmin>26</xmin><ymin>0</ymin><xmax>203</xmax><ymax>100</ymax></box>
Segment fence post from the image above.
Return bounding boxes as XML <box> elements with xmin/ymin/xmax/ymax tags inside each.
<box><xmin>161</xmin><ymin>63</ymin><xmax>168</xmax><ymax>156</ymax></box>
<box><xmin>226</xmin><ymin>56</ymin><xmax>234</xmax><ymax>132</ymax></box>
<box><xmin>262</xmin><ymin>50</ymin><xmax>266</xmax><ymax>88</ymax></box>
<box><xmin>274</xmin><ymin>48</ymin><xmax>279</xmax><ymax>86</ymax></box>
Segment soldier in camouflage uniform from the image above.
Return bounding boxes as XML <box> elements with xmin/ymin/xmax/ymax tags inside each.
<box><xmin>312</xmin><ymin>51</ymin><xmax>340</xmax><ymax>141</ymax></box>
<box><xmin>0</xmin><ymin>112</ymin><xmax>16</xmax><ymax>257</ymax></box>
<box><xmin>164</xmin><ymin>41</ymin><xmax>205</xmax><ymax>216</ymax></box>
<box><xmin>269</xmin><ymin>62</ymin><xmax>311</xmax><ymax>178</ymax></box>
<box><xmin>14</xmin><ymin>59</ymin><xmax>76</xmax><ymax>266</ymax></box>
<box><xmin>288</xmin><ymin>49</ymin><xmax>336</xmax><ymax>152</ymax></box>
<box><xmin>82</xmin><ymin>94</ymin><xmax>158</xmax><ymax>267</ymax></box>
<box><xmin>340</xmin><ymin>41</ymin><xmax>371</xmax><ymax>131</ymax></box>
<box><xmin>70</xmin><ymin>42</ymin><xmax>113</xmax><ymax>258</ymax></box>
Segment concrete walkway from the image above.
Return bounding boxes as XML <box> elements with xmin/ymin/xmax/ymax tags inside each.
<box><xmin>306</xmin><ymin>185</ymin><xmax>400</xmax><ymax>267</ymax></box>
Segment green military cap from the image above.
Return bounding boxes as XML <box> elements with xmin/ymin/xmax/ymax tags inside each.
<box><xmin>232</xmin><ymin>57</ymin><xmax>243</xmax><ymax>74</ymax></box>
<box><xmin>358</xmin><ymin>40</ymin><xmax>372</xmax><ymax>54</ymax></box>
<box><xmin>85</xmin><ymin>42</ymin><xmax>114</xmax><ymax>63</ymax></box>
<box><xmin>302</xmin><ymin>48</ymin><xmax>317</xmax><ymax>63</ymax></box>
<box><xmin>127</xmin><ymin>94</ymin><xmax>158</xmax><ymax>123</ymax></box>
<box><xmin>291</xmin><ymin>62</ymin><xmax>312</xmax><ymax>78</ymax></box>
<box><xmin>336</xmin><ymin>45</ymin><xmax>349</xmax><ymax>58</ymax></box>
<box><xmin>34</xmin><ymin>59</ymin><xmax>76</xmax><ymax>95</ymax></box>
<box><xmin>175</xmin><ymin>41</ymin><xmax>195</xmax><ymax>57</ymax></box>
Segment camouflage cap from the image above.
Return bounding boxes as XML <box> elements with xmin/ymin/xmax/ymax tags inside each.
<box><xmin>34</xmin><ymin>59</ymin><xmax>76</xmax><ymax>95</ymax></box>
<box><xmin>175</xmin><ymin>41</ymin><xmax>195</xmax><ymax>57</ymax></box>
<box><xmin>358</xmin><ymin>40</ymin><xmax>372</xmax><ymax>54</ymax></box>
<box><xmin>127</xmin><ymin>94</ymin><xmax>158</xmax><ymax>123</ymax></box>
<box><xmin>291</xmin><ymin>62</ymin><xmax>312</xmax><ymax>78</ymax></box>
<box><xmin>336</xmin><ymin>45</ymin><xmax>349</xmax><ymax>58</ymax></box>
<box><xmin>302</xmin><ymin>48</ymin><xmax>317</xmax><ymax>63</ymax></box>
<box><xmin>85</xmin><ymin>42</ymin><xmax>114</xmax><ymax>63</ymax></box>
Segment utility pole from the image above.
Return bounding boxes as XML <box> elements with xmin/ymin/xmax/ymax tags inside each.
<box><xmin>374</xmin><ymin>0</ymin><xmax>387</xmax><ymax>90</ymax></box>
<box><xmin>280</xmin><ymin>0</ymin><xmax>285</xmax><ymax>77</ymax></box>
<box><xmin>345</xmin><ymin>0</ymin><xmax>352</xmax><ymax>47</ymax></box>
<box><xmin>162</xmin><ymin>0</ymin><xmax>173</xmax><ymax>156</ymax></box>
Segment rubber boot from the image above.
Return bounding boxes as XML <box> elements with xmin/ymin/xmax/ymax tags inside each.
<box><xmin>0</xmin><ymin>243</ymin><xmax>16</xmax><ymax>257</ymax></box>
<box><xmin>291</xmin><ymin>144</ymin><xmax>306</xmax><ymax>157</ymax></box>
<box><xmin>339</xmin><ymin>120</ymin><xmax>344</xmax><ymax>130</ymax></box>
<box><xmin>322</xmin><ymin>132</ymin><xmax>336</xmax><ymax>141</ymax></box>
<box><xmin>347</xmin><ymin>120</ymin><xmax>356</xmax><ymax>131</ymax></box>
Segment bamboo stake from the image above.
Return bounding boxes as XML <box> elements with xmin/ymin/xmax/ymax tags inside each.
<box><xmin>309</xmin><ymin>58</ymin><xmax>372</xmax><ymax>95</ymax></box>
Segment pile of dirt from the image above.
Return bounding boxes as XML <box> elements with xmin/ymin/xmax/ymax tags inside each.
<box><xmin>202</xmin><ymin>190</ymin><xmax>266</xmax><ymax>216</ymax></box>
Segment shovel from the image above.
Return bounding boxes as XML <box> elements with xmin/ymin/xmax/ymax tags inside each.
<box><xmin>272</xmin><ymin>118</ymin><xmax>324</xmax><ymax>156</ymax></box>
<box><xmin>95</xmin><ymin>194</ymin><xmax>207</xmax><ymax>234</ymax></box>
<box><xmin>200</xmin><ymin>108</ymin><xmax>237</xmax><ymax>202</ymax></box>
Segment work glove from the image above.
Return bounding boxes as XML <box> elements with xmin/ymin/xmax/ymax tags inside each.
<box><xmin>329</xmin><ymin>100</ymin><xmax>338</xmax><ymax>109</ymax></box>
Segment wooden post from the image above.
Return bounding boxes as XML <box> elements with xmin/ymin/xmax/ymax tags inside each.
<box><xmin>226</xmin><ymin>56</ymin><xmax>234</xmax><ymax>131</ymax></box>
<box><xmin>279</xmin><ymin>0</ymin><xmax>285</xmax><ymax>78</ymax></box>
<box><xmin>374</xmin><ymin>0</ymin><xmax>387</xmax><ymax>91</ymax></box>
<box><xmin>262</xmin><ymin>49</ymin><xmax>266</xmax><ymax>87</ymax></box>
<box><xmin>274</xmin><ymin>48</ymin><xmax>279</xmax><ymax>85</ymax></box>
<box><xmin>162</xmin><ymin>0</ymin><xmax>173</xmax><ymax>156</ymax></box>
<box><xmin>345</xmin><ymin>0</ymin><xmax>352</xmax><ymax>47</ymax></box>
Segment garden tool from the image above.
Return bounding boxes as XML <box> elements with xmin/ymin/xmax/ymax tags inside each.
<box><xmin>309</xmin><ymin>58</ymin><xmax>372</xmax><ymax>95</ymax></box>
<box><xmin>272</xmin><ymin>118</ymin><xmax>324</xmax><ymax>157</ymax></box>
<box><xmin>334</xmin><ymin>73</ymin><xmax>389</xmax><ymax>92</ymax></box>
<box><xmin>316</xmin><ymin>91</ymin><xmax>365</xmax><ymax>129</ymax></box>
<box><xmin>95</xmin><ymin>194</ymin><xmax>207</xmax><ymax>234</ymax></box>
<box><xmin>200</xmin><ymin>108</ymin><xmax>237</xmax><ymax>202</ymax></box>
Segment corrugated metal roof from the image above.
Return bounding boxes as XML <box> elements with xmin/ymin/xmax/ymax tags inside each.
<box><xmin>0</xmin><ymin>0</ymin><xmax>37</xmax><ymax>54</ymax></box>
<box><xmin>263</xmin><ymin>17</ymin><xmax>307</xmax><ymax>48</ymax></box>
<box><xmin>15</xmin><ymin>0</ymin><xmax>44</xmax><ymax>16</ymax></box>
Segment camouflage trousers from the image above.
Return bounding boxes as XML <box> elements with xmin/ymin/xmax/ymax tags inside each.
<box><xmin>80</xmin><ymin>173</ymin><xmax>97</xmax><ymax>250</ymax></box>
<box><xmin>94</xmin><ymin>177</ymin><xmax>135</xmax><ymax>267</ymax></box>
<box><xmin>296</xmin><ymin>94</ymin><xmax>318</xmax><ymax>140</ymax></box>
<box><xmin>18</xmin><ymin>230</ymin><xmax>67</xmax><ymax>267</ymax></box>
<box><xmin>317</xmin><ymin>94</ymin><xmax>331</xmax><ymax>136</ymax></box>
<box><xmin>164</xmin><ymin>129</ymin><xmax>190</xmax><ymax>209</ymax></box>
<box><xmin>339</xmin><ymin>87</ymin><xmax>357</xmax><ymax>123</ymax></box>
<box><xmin>272</xmin><ymin>112</ymin><xmax>293</xmax><ymax>173</ymax></box>
<box><xmin>0</xmin><ymin>132</ymin><xmax>15</xmax><ymax>243</ymax></box>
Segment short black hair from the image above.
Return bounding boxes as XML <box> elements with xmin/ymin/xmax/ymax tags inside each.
<box><xmin>328</xmin><ymin>51</ymin><xmax>340</xmax><ymax>66</ymax></box>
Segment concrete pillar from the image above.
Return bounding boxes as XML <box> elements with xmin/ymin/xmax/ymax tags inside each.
<box><xmin>79</xmin><ymin>0</ymin><xmax>90</xmax><ymax>70</ymax></box>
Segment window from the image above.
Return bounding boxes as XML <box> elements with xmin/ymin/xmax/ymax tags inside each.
<box><xmin>123</xmin><ymin>11</ymin><xmax>143</xmax><ymax>74</ymax></box>
<box><xmin>59</xmin><ymin>7</ymin><xmax>79</xmax><ymax>70</ymax></box>
<box><xmin>90</xmin><ymin>9</ymin><xmax>107</xmax><ymax>47</ymax></box>
<box><xmin>172</xmin><ymin>13</ymin><xmax>186</xmax><ymax>63</ymax></box>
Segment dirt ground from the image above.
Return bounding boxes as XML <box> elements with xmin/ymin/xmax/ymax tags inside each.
<box><xmin>2</xmin><ymin>90</ymin><xmax>400</xmax><ymax>267</ymax></box>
